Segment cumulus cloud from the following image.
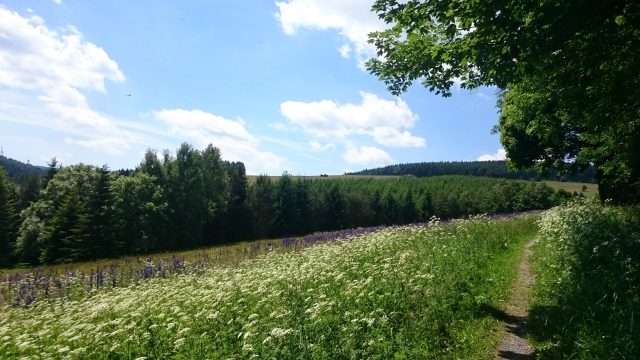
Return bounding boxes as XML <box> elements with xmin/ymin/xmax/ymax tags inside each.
<box><xmin>309</xmin><ymin>139</ymin><xmax>335</xmax><ymax>152</ymax></box>
<box><xmin>275</xmin><ymin>0</ymin><xmax>385</xmax><ymax>69</ymax></box>
<box><xmin>478</xmin><ymin>149</ymin><xmax>507</xmax><ymax>161</ymax></box>
<box><xmin>343</xmin><ymin>142</ymin><xmax>393</xmax><ymax>165</ymax></box>
<box><xmin>0</xmin><ymin>6</ymin><xmax>129</xmax><ymax>154</ymax></box>
<box><xmin>367</xmin><ymin>127</ymin><xmax>426</xmax><ymax>148</ymax></box>
<box><xmin>154</xmin><ymin>109</ymin><xmax>287</xmax><ymax>172</ymax></box>
<box><xmin>280</xmin><ymin>91</ymin><xmax>425</xmax><ymax>147</ymax></box>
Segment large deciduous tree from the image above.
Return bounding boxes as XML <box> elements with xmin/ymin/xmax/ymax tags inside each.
<box><xmin>367</xmin><ymin>0</ymin><xmax>640</xmax><ymax>203</ymax></box>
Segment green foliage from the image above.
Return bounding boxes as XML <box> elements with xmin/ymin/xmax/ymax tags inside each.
<box><xmin>367</xmin><ymin>0</ymin><xmax>640</xmax><ymax>203</ymax></box>
<box><xmin>0</xmin><ymin>155</ymin><xmax>43</xmax><ymax>185</ymax></box>
<box><xmin>274</xmin><ymin>172</ymin><xmax>302</xmax><ymax>237</ymax></box>
<box><xmin>531</xmin><ymin>200</ymin><xmax>640</xmax><ymax>358</ymax></box>
<box><xmin>5</xmin><ymin>143</ymin><xmax>559</xmax><ymax>267</ymax></box>
<box><xmin>348</xmin><ymin>160</ymin><xmax>596</xmax><ymax>183</ymax></box>
<box><xmin>249</xmin><ymin>174</ymin><xmax>276</xmax><ymax>240</ymax></box>
<box><xmin>39</xmin><ymin>189</ymin><xmax>84</xmax><ymax>264</ymax></box>
<box><xmin>0</xmin><ymin>167</ymin><xmax>20</xmax><ymax>268</ymax></box>
<box><xmin>74</xmin><ymin>165</ymin><xmax>118</xmax><ymax>261</ymax></box>
<box><xmin>111</xmin><ymin>172</ymin><xmax>167</xmax><ymax>254</ymax></box>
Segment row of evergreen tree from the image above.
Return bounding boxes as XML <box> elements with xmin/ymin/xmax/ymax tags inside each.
<box><xmin>0</xmin><ymin>143</ymin><xmax>567</xmax><ymax>268</ymax></box>
<box><xmin>347</xmin><ymin>160</ymin><xmax>597</xmax><ymax>183</ymax></box>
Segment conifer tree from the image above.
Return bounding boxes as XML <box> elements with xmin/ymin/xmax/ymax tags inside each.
<box><xmin>75</xmin><ymin>165</ymin><xmax>116</xmax><ymax>261</ymax></box>
<box><xmin>224</xmin><ymin>162</ymin><xmax>252</xmax><ymax>243</ymax></box>
<box><xmin>39</xmin><ymin>190</ymin><xmax>83</xmax><ymax>264</ymax></box>
<box><xmin>0</xmin><ymin>167</ymin><xmax>19</xmax><ymax>268</ymax></box>
<box><xmin>274</xmin><ymin>172</ymin><xmax>301</xmax><ymax>237</ymax></box>
<box><xmin>249</xmin><ymin>174</ymin><xmax>276</xmax><ymax>240</ymax></box>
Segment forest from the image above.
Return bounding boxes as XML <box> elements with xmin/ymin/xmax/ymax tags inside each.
<box><xmin>347</xmin><ymin>160</ymin><xmax>597</xmax><ymax>183</ymax></box>
<box><xmin>0</xmin><ymin>143</ymin><xmax>569</xmax><ymax>268</ymax></box>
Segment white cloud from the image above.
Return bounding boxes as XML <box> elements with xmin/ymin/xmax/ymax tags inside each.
<box><xmin>154</xmin><ymin>109</ymin><xmax>287</xmax><ymax>172</ymax></box>
<box><xmin>0</xmin><ymin>6</ymin><xmax>129</xmax><ymax>154</ymax></box>
<box><xmin>275</xmin><ymin>0</ymin><xmax>385</xmax><ymax>69</ymax></box>
<box><xmin>64</xmin><ymin>136</ymin><xmax>131</xmax><ymax>155</ymax></box>
<box><xmin>343</xmin><ymin>142</ymin><xmax>393</xmax><ymax>165</ymax></box>
<box><xmin>53</xmin><ymin>0</ymin><xmax>62</xmax><ymax>4</ymax></box>
<box><xmin>478</xmin><ymin>149</ymin><xmax>507</xmax><ymax>161</ymax></box>
<box><xmin>338</xmin><ymin>44</ymin><xmax>351</xmax><ymax>59</ymax></box>
<box><xmin>269</xmin><ymin>122</ymin><xmax>290</xmax><ymax>131</ymax></box>
<box><xmin>475</xmin><ymin>92</ymin><xmax>492</xmax><ymax>101</ymax></box>
<box><xmin>309</xmin><ymin>139</ymin><xmax>335</xmax><ymax>152</ymax></box>
<box><xmin>280</xmin><ymin>91</ymin><xmax>425</xmax><ymax>147</ymax></box>
<box><xmin>367</xmin><ymin>127</ymin><xmax>426</xmax><ymax>148</ymax></box>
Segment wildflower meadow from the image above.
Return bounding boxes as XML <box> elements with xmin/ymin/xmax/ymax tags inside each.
<box><xmin>530</xmin><ymin>199</ymin><xmax>640</xmax><ymax>359</ymax></box>
<box><xmin>1</xmin><ymin>215</ymin><xmax>538</xmax><ymax>359</ymax></box>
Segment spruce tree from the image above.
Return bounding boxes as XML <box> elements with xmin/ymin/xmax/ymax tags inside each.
<box><xmin>0</xmin><ymin>167</ymin><xmax>20</xmax><ymax>268</ymax></box>
<box><xmin>76</xmin><ymin>165</ymin><xmax>116</xmax><ymax>261</ymax></box>
<box><xmin>39</xmin><ymin>190</ymin><xmax>83</xmax><ymax>264</ymax></box>
<box><xmin>249</xmin><ymin>175</ymin><xmax>276</xmax><ymax>240</ymax></box>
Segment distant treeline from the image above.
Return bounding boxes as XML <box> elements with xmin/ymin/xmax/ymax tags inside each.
<box><xmin>0</xmin><ymin>143</ymin><xmax>572</xmax><ymax>268</ymax></box>
<box><xmin>0</xmin><ymin>155</ymin><xmax>45</xmax><ymax>185</ymax></box>
<box><xmin>347</xmin><ymin>160</ymin><xmax>597</xmax><ymax>183</ymax></box>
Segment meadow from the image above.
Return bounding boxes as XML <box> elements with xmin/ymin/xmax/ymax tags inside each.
<box><xmin>529</xmin><ymin>199</ymin><xmax>640</xmax><ymax>359</ymax></box>
<box><xmin>542</xmin><ymin>181</ymin><xmax>598</xmax><ymax>198</ymax></box>
<box><xmin>0</xmin><ymin>214</ymin><xmax>538</xmax><ymax>359</ymax></box>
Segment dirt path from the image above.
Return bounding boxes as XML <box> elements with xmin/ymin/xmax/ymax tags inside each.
<box><xmin>496</xmin><ymin>238</ymin><xmax>536</xmax><ymax>360</ymax></box>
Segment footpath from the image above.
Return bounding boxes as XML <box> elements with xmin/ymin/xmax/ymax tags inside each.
<box><xmin>496</xmin><ymin>238</ymin><xmax>536</xmax><ymax>359</ymax></box>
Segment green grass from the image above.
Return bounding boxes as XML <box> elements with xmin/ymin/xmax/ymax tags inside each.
<box><xmin>529</xmin><ymin>200</ymin><xmax>640</xmax><ymax>359</ymax></box>
<box><xmin>543</xmin><ymin>180</ymin><xmax>598</xmax><ymax>198</ymax></box>
<box><xmin>0</xmin><ymin>216</ymin><xmax>538</xmax><ymax>359</ymax></box>
<box><xmin>246</xmin><ymin>174</ymin><xmax>399</xmax><ymax>182</ymax></box>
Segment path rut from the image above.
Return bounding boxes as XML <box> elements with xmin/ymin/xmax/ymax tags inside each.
<box><xmin>496</xmin><ymin>238</ymin><xmax>536</xmax><ymax>360</ymax></box>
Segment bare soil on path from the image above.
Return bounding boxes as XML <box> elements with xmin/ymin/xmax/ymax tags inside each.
<box><xmin>496</xmin><ymin>238</ymin><xmax>536</xmax><ymax>360</ymax></box>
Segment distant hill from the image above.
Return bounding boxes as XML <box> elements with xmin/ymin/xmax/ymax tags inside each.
<box><xmin>346</xmin><ymin>160</ymin><xmax>597</xmax><ymax>183</ymax></box>
<box><xmin>0</xmin><ymin>155</ymin><xmax>45</xmax><ymax>181</ymax></box>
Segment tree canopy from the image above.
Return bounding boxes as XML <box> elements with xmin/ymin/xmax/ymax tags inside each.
<box><xmin>367</xmin><ymin>0</ymin><xmax>640</xmax><ymax>203</ymax></box>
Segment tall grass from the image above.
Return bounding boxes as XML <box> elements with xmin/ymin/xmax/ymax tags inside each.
<box><xmin>530</xmin><ymin>199</ymin><xmax>640</xmax><ymax>358</ymax></box>
<box><xmin>0</xmin><ymin>215</ymin><xmax>537</xmax><ymax>359</ymax></box>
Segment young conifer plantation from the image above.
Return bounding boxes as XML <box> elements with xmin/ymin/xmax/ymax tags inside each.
<box><xmin>1</xmin><ymin>144</ymin><xmax>563</xmax><ymax>268</ymax></box>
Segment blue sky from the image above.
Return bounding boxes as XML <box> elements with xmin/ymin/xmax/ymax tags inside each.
<box><xmin>0</xmin><ymin>0</ymin><xmax>506</xmax><ymax>175</ymax></box>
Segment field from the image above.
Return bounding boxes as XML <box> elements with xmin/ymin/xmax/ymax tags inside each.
<box><xmin>246</xmin><ymin>174</ymin><xmax>399</xmax><ymax>182</ymax></box>
<box><xmin>543</xmin><ymin>180</ymin><xmax>598</xmax><ymax>198</ymax></box>
<box><xmin>0</xmin><ymin>215</ymin><xmax>538</xmax><ymax>359</ymax></box>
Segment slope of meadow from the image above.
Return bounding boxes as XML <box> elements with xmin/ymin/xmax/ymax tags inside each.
<box><xmin>1</xmin><ymin>215</ymin><xmax>538</xmax><ymax>359</ymax></box>
<box><xmin>530</xmin><ymin>200</ymin><xmax>640</xmax><ymax>358</ymax></box>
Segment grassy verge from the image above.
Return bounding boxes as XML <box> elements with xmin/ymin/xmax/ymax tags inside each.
<box><xmin>0</xmin><ymin>215</ymin><xmax>537</xmax><ymax>359</ymax></box>
<box><xmin>529</xmin><ymin>199</ymin><xmax>640</xmax><ymax>358</ymax></box>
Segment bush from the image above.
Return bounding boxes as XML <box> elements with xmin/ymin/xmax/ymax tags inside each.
<box><xmin>530</xmin><ymin>199</ymin><xmax>640</xmax><ymax>359</ymax></box>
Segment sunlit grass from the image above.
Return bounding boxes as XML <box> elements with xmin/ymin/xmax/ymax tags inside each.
<box><xmin>529</xmin><ymin>199</ymin><xmax>640</xmax><ymax>358</ymax></box>
<box><xmin>1</xmin><ymin>215</ymin><xmax>538</xmax><ymax>359</ymax></box>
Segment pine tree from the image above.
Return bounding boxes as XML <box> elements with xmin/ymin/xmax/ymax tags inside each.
<box><xmin>402</xmin><ymin>191</ymin><xmax>418</xmax><ymax>224</ymax></box>
<box><xmin>274</xmin><ymin>172</ymin><xmax>301</xmax><ymax>237</ymax></box>
<box><xmin>41</xmin><ymin>157</ymin><xmax>59</xmax><ymax>190</ymax></box>
<box><xmin>249</xmin><ymin>175</ymin><xmax>276</xmax><ymax>240</ymax></box>
<box><xmin>224</xmin><ymin>162</ymin><xmax>252</xmax><ymax>243</ymax></box>
<box><xmin>18</xmin><ymin>173</ymin><xmax>40</xmax><ymax>210</ymax></box>
<box><xmin>323</xmin><ymin>184</ymin><xmax>347</xmax><ymax>231</ymax></box>
<box><xmin>39</xmin><ymin>190</ymin><xmax>83</xmax><ymax>264</ymax></box>
<box><xmin>75</xmin><ymin>165</ymin><xmax>116</xmax><ymax>261</ymax></box>
<box><xmin>0</xmin><ymin>167</ymin><xmax>20</xmax><ymax>268</ymax></box>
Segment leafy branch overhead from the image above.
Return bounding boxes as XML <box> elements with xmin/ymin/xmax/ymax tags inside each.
<box><xmin>367</xmin><ymin>0</ymin><xmax>640</xmax><ymax>203</ymax></box>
